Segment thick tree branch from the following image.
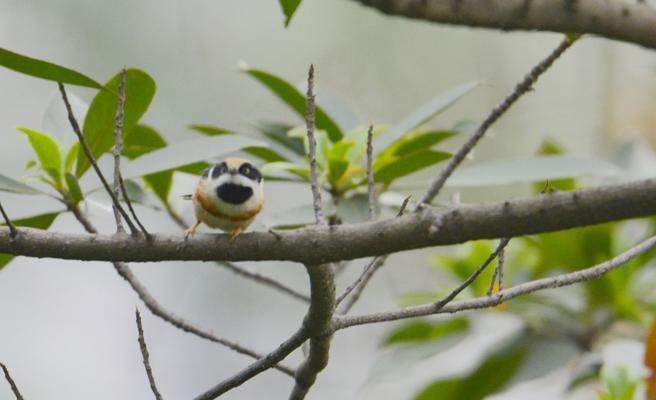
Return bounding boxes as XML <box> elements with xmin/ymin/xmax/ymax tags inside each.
<box><xmin>289</xmin><ymin>264</ymin><xmax>335</xmax><ymax>400</ymax></box>
<box><xmin>2</xmin><ymin>179</ymin><xmax>655</xmax><ymax>263</ymax></box>
<box><xmin>350</xmin><ymin>0</ymin><xmax>656</xmax><ymax>51</ymax></box>
<box><xmin>335</xmin><ymin>234</ymin><xmax>656</xmax><ymax>329</ymax></box>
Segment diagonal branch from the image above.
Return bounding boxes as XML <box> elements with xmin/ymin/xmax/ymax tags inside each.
<box><xmin>58</xmin><ymin>83</ymin><xmax>138</xmax><ymax>234</ymax></box>
<box><xmin>194</xmin><ymin>327</ymin><xmax>308</xmax><ymax>400</ymax></box>
<box><xmin>0</xmin><ymin>200</ymin><xmax>17</xmax><ymax>239</ymax></box>
<box><xmin>419</xmin><ymin>35</ymin><xmax>576</xmax><ymax>206</ymax></box>
<box><xmin>305</xmin><ymin>64</ymin><xmax>327</xmax><ymax>226</ymax></box>
<box><xmin>335</xmin><ymin>235</ymin><xmax>656</xmax><ymax>329</ymax></box>
<box><xmin>350</xmin><ymin>0</ymin><xmax>656</xmax><ymax>51</ymax></box>
<box><xmin>0</xmin><ymin>362</ymin><xmax>24</xmax><ymax>400</ymax></box>
<box><xmin>2</xmin><ymin>179</ymin><xmax>656</xmax><ymax>264</ymax></box>
<box><xmin>135</xmin><ymin>309</ymin><xmax>164</xmax><ymax>400</ymax></box>
<box><xmin>68</xmin><ymin>199</ymin><xmax>294</xmax><ymax>376</ymax></box>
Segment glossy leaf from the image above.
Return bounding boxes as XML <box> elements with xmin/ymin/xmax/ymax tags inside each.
<box><xmin>189</xmin><ymin>123</ymin><xmax>289</xmax><ymax>163</ymax></box>
<box><xmin>415</xmin><ymin>340</ymin><xmax>528</xmax><ymax>400</ymax></box>
<box><xmin>279</xmin><ymin>0</ymin><xmax>302</xmax><ymax>26</ymax></box>
<box><xmin>18</xmin><ymin>127</ymin><xmax>63</xmax><ymax>189</ymax></box>
<box><xmin>188</xmin><ymin>124</ymin><xmax>233</xmax><ymax>136</ymax></box>
<box><xmin>64</xmin><ymin>143</ymin><xmax>79</xmax><ymax>173</ymax></box>
<box><xmin>376</xmin><ymin>81</ymin><xmax>479</xmax><ymax>151</ymax></box>
<box><xmin>374</xmin><ymin>150</ymin><xmax>450</xmax><ymax>185</ymax></box>
<box><xmin>0</xmin><ymin>47</ymin><xmax>102</xmax><ymax>89</ymax></box>
<box><xmin>261</xmin><ymin>161</ymin><xmax>310</xmax><ymax>180</ymax></box>
<box><xmin>384</xmin><ymin>317</ymin><xmax>469</xmax><ymax>346</ymax></box>
<box><xmin>242</xmin><ymin>67</ymin><xmax>343</xmax><ymax>141</ymax></box>
<box><xmin>121</xmin><ymin>124</ymin><xmax>173</xmax><ymax>203</ymax></box>
<box><xmin>0</xmin><ymin>174</ymin><xmax>47</xmax><ymax>195</ymax></box>
<box><xmin>76</xmin><ymin>68</ymin><xmax>156</xmax><ymax>177</ymax></box>
<box><xmin>393</xmin><ymin>130</ymin><xmax>456</xmax><ymax>157</ymax></box>
<box><xmin>326</xmin><ymin>141</ymin><xmax>354</xmax><ymax>185</ymax></box>
<box><xmin>255</xmin><ymin>121</ymin><xmax>305</xmax><ymax>156</ymax></box>
<box><xmin>64</xmin><ymin>173</ymin><xmax>84</xmax><ymax>206</ymax></box>
<box><xmin>0</xmin><ymin>212</ymin><xmax>60</xmax><ymax>270</ymax></box>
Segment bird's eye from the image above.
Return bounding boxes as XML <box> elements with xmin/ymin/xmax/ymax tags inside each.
<box><xmin>242</xmin><ymin>165</ymin><xmax>251</xmax><ymax>174</ymax></box>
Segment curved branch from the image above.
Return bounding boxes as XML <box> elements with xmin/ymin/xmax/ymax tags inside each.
<box><xmin>335</xmin><ymin>234</ymin><xmax>656</xmax><ymax>329</ymax></box>
<box><xmin>1</xmin><ymin>179</ymin><xmax>655</xmax><ymax>264</ymax></box>
<box><xmin>350</xmin><ymin>0</ymin><xmax>656</xmax><ymax>51</ymax></box>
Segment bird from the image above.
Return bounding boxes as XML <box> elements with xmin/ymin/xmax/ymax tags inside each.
<box><xmin>184</xmin><ymin>157</ymin><xmax>263</xmax><ymax>240</ymax></box>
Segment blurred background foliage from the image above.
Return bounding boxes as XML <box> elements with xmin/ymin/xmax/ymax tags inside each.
<box><xmin>0</xmin><ymin>1</ymin><xmax>655</xmax><ymax>399</ymax></box>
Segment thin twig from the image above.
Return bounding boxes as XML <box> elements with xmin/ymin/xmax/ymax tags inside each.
<box><xmin>434</xmin><ymin>238</ymin><xmax>511</xmax><ymax>309</ymax></box>
<box><xmin>119</xmin><ymin>173</ymin><xmax>150</xmax><ymax>236</ymax></box>
<box><xmin>167</xmin><ymin>207</ymin><xmax>308</xmax><ymax>302</ymax></box>
<box><xmin>70</xmin><ymin>203</ymin><xmax>294</xmax><ymax>376</ymax></box>
<box><xmin>219</xmin><ymin>261</ymin><xmax>310</xmax><ymax>302</ymax></box>
<box><xmin>366</xmin><ymin>125</ymin><xmax>376</xmax><ymax>221</ymax></box>
<box><xmin>57</xmin><ymin>83</ymin><xmax>138</xmax><ymax>234</ymax></box>
<box><xmin>194</xmin><ymin>327</ymin><xmax>308</xmax><ymax>400</ymax></box>
<box><xmin>418</xmin><ymin>36</ymin><xmax>577</xmax><ymax>207</ymax></box>
<box><xmin>113</xmin><ymin>67</ymin><xmax>127</xmax><ymax>233</ymax></box>
<box><xmin>0</xmin><ymin>201</ymin><xmax>17</xmax><ymax>238</ymax></box>
<box><xmin>135</xmin><ymin>309</ymin><xmax>164</xmax><ymax>400</ymax></box>
<box><xmin>336</xmin><ymin>235</ymin><xmax>656</xmax><ymax>329</ymax></box>
<box><xmin>305</xmin><ymin>64</ymin><xmax>326</xmax><ymax>226</ymax></box>
<box><xmin>0</xmin><ymin>362</ymin><xmax>24</xmax><ymax>400</ymax></box>
<box><xmin>335</xmin><ymin>195</ymin><xmax>411</xmax><ymax>314</ymax></box>
<box><xmin>487</xmin><ymin>239</ymin><xmax>508</xmax><ymax>296</ymax></box>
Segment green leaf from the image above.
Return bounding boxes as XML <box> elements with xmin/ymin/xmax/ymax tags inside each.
<box><xmin>242</xmin><ymin>67</ymin><xmax>343</xmax><ymax>141</ymax></box>
<box><xmin>18</xmin><ymin>127</ymin><xmax>63</xmax><ymax>189</ymax></box>
<box><xmin>0</xmin><ymin>174</ymin><xmax>47</xmax><ymax>195</ymax></box>
<box><xmin>374</xmin><ymin>150</ymin><xmax>450</xmax><ymax>185</ymax></box>
<box><xmin>0</xmin><ymin>47</ymin><xmax>102</xmax><ymax>89</ymax></box>
<box><xmin>76</xmin><ymin>68</ymin><xmax>156</xmax><ymax>178</ymax></box>
<box><xmin>188</xmin><ymin>124</ymin><xmax>233</xmax><ymax>136</ymax></box>
<box><xmin>384</xmin><ymin>317</ymin><xmax>470</xmax><ymax>346</ymax></box>
<box><xmin>261</xmin><ymin>161</ymin><xmax>310</xmax><ymax>180</ymax></box>
<box><xmin>64</xmin><ymin>143</ymin><xmax>79</xmax><ymax>173</ymax></box>
<box><xmin>376</xmin><ymin>81</ymin><xmax>479</xmax><ymax>151</ymax></box>
<box><xmin>415</xmin><ymin>340</ymin><xmax>528</xmax><ymax>400</ymax></box>
<box><xmin>255</xmin><ymin>121</ymin><xmax>305</xmax><ymax>156</ymax></box>
<box><xmin>120</xmin><ymin>135</ymin><xmax>267</xmax><ymax>180</ymax></box>
<box><xmin>123</xmin><ymin>125</ymin><xmax>172</xmax><ymax>203</ymax></box>
<box><xmin>279</xmin><ymin>0</ymin><xmax>302</xmax><ymax>26</ymax></box>
<box><xmin>189</xmin><ymin>124</ymin><xmax>289</xmax><ymax>163</ymax></box>
<box><xmin>326</xmin><ymin>141</ymin><xmax>354</xmax><ymax>185</ymax></box>
<box><xmin>0</xmin><ymin>212</ymin><xmax>59</xmax><ymax>270</ymax></box>
<box><xmin>64</xmin><ymin>173</ymin><xmax>84</xmax><ymax>206</ymax></box>
<box><xmin>393</xmin><ymin>130</ymin><xmax>456</xmax><ymax>156</ymax></box>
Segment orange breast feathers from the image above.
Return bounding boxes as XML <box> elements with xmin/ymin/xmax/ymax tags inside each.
<box><xmin>194</xmin><ymin>184</ymin><xmax>263</xmax><ymax>222</ymax></box>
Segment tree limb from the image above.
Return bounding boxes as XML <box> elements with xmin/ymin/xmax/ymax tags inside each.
<box><xmin>334</xmin><ymin>234</ymin><xmax>656</xmax><ymax>329</ymax></box>
<box><xmin>2</xmin><ymin>179</ymin><xmax>655</xmax><ymax>264</ymax></box>
<box><xmin>350</xmin><ymin>0</ymin><xmax>656</xmax><ymax>51</ymax></box>
<box><xmin>0</xmin><ymin>362</ymin><xmax>24</xmax><ymax>400</ymax></box>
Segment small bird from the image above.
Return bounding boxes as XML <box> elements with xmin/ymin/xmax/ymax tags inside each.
<box><xmin>184</xmin><ymin>157</ymin><xmax>263</xmax><ymax>240</ymax></box>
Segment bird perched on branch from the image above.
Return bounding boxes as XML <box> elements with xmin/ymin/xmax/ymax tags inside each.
<box><xmin>184</xmin><ymin>158</ymin><xmax>263</xmax><ymax>240</ymax></box>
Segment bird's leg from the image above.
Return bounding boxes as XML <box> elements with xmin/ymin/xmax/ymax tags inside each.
<box><xmin>229</xmin><ymin>227</ymin><xmax>243</xmax><ymax>242</ymax></box>
<box><xmin>184</xmin><ymin>220</ymin><xmax>201</xmax><ymax>238</ymax></box>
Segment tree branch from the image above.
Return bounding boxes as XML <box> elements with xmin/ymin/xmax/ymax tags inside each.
<box><xmin>350</xmin><ymin>0</ymin><xmax>656</xmax><ymax>51</ymax></box>
<box><xmin>419</xmin><ymin>35</ymin><xmax>575</xmax><ymax>206</ymax></box>
<box><xmin>2</xmin><ymin>179</ymin><xmax>654</xmax><ymax>264</ymax></box>
<box><xmin>305</xmin><ymin>64</ymin><xmax>326</xmax><ymax>226</ymax></box>
<box><xmin>289</xmin><ymin>264</ymin><xmax>335</xmax><ymax>400</ymax></box>
<box><xmin>113</xmin><ymin>67</ymin><xmax>127</xmax><ymax>234</ymax></box>
<box><xmin>366</xmin><ymin>124</ymin><xmax>376</xmax><ymax>221</ymax></box>
<box><xmin>135</xmin><ymin>309</ymin><xmax>164</xmax><ymax>400</ymax></box>
<box><xmin>0</xmin><ymin>200</ymin><xmax>17</xmax><ymax>239</ymax></box>
<box><xmin>193</xmin><ymin>327</ymin><xmax>308</xmax><ymax>400</ymax></box>
<box><xmin>335</xmin><ymin>234</ymin><xmax>656</xmax><ymax>329</ymax></box>
<box><xmin>0</xmin><ymin>362</ymin><xmax>24</xmax><ymax>400</ymax></box>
